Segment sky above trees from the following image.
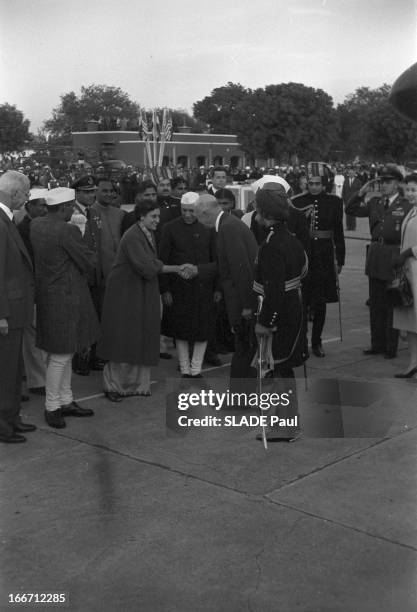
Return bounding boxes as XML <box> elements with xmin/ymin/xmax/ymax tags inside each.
<box><xmin>0</xmin><ymin>0</ymin><xmax>416</xmax><ymax>132</ymax></box>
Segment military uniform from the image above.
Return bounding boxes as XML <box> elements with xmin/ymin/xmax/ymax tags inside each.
<box><xmin>254</xmin><ymin>223</ymin><xmax>308</xmax><ymax>440</ymax></box>
<box><xmin>346</xmin><ymin>191</ymin><xmax>411</xmax><ymax>356</ymax></box>
<box><xmin>291</xmin><ymin>190</ymin><xmax>345</xmax><ymax>350</ymax></box>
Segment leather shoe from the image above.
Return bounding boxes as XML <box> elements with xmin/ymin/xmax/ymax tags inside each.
<box><xmin>45</xmin><ymin>409</ymin><xmax>66</xmax><ymax>428</ymax></box>
<box><xmin>394</xmin><ymin>366</ymin><xmax>417</xmax><ymax>378</ymax></box>
<box><xmin>384</xmin><ymin>352</ymin><xmax>397</xmax><ymax>360</ymax></box>
<box><xmin>362</xmin><ymin>347</ymin><xmax>384</xmax><ymax>355</ymax></box>
<box><xmin>159</xmin><ymin>352</ymin><xmax>172</xmax><ymax>360</ymax></box>
<box><xmin>29</xmin><ymin>386</ymin><xmax>46</xmax><ymax>396</ymax></box>
<box><xmin>14</xmin><ymin>422</ymin><xmax>37</xmax><ymax>433</ymax></box>
<box><xmin>0</xmin><ymin>432</ymin><xmax>26</xmax><ymax>443</ymax></box>
<box><xmin>61</xmin><ymin>401</ymin><xmax>94</xmax><ymax>417</ymax></box>
<box><xmin>312</xmin><ymin>344</ymin><xmax>325</xmax><ymax>358</ymax></box>
<box><xmin>203</xmin><ymin>354</ymin><xmax>222</xmax><ymax>367</ymax></box>
<box><xmin>90</xmin><ymin>359</ymin><xmax>106</xmax><ymax>371</ymax></box>
<box><xmin>104</xmin><ymin>391</ymin><xmax>123</xmax><ymax>402</ymax></box>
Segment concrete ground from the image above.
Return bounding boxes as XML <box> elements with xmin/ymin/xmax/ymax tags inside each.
<box><xmin>1</xmin><ymin>218</ymin><xmax>416</xmax><ymax>612</ymax></box>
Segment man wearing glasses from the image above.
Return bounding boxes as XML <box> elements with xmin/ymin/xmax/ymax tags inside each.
<box><xmin>291</xmin><ymin>168</ymin><xmax>345</xmax><ymax>358</ymax></box>
<box><xmin>346</xmin><ymin>165</ymin><xmax>411</xmax><ymax>359</ymax></box>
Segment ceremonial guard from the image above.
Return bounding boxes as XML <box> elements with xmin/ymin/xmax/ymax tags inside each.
<box><xmin>291</xmin><ymin>166</ymin><xmax>345</xmax><ymax>357</ymax></box>
<box><xmin>70</xmin><ymin>175</ymin><xmax>103</xmax><ymax>375</ymax></box>
<box><xmin>254</xmin><ymin>189</ymin><xmax>309</xmax><ymax>441</ymax></box>
<box><xmin>346</xmin><ymin>165</ymin><xmax>411</xmax><ymax>358</ymax></box>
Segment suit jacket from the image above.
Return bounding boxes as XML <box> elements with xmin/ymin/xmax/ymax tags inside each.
<box><xmin>0</xmin><ymin>208</ymin><xmax>34</xmax><ymax>329</ymax></box>
<box><xmin>216</xmin><ymin>213</ymin><xmax>258</xmax><ymax>326</ymax></box>
<box><xmin>341</xmin><ymin>177</ymin><xmax>362</xmax><ymax>204</ymax></box>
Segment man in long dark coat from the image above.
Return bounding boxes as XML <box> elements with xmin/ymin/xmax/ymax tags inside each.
<box><xmin>159</xmin><ymin>192</ymin><xmax>219</xmax><ymax>377</ymax></box>
<box><xmin>31</xmin><ymin>188</ymin><xmax>99</xmax><ymax>429</ymax></box>
<box><xmin>254</xmin><ymin>190</ymin><xmax>309</xmax><ymax>441</ymax></box>
<box><xmin>291</xmin><ymin>170</ymin><xmax>345</xmax><ymax>357</ymax></box>
<box><xmin>195</xmin><ymin>195</ymin><xmax>258</xmax><ymax>398</ymax></box>
<box><xmin>0</xmin><ymin>171</ymin><xmax>36</xmax><ymax>443</ymax></box>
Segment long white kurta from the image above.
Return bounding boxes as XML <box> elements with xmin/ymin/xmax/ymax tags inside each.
<box><xmin>393</xmin><ymin>207</ymin><xmax>417</xmax><ymax>332</ymax></box>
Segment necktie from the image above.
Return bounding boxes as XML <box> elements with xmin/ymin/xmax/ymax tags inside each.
<box><xmin>384</xmin><ymin>197</ymin><xmax>389</xmax><ymax>210</ymax></box>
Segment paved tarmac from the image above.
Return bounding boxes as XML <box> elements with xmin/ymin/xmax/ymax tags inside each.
<box><xmin>1</xmin><ymin>219</ymin><xmax>416</xmax><ymax>612</ymax></box>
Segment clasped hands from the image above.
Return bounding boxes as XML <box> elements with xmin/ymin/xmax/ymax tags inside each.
<box><xmin>176</xmin><ymin>263</ymin><xmax>198</xmax><ymax>280</ymax></box>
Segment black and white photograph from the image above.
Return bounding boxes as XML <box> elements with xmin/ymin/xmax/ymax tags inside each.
<box><xmin>1</xmin><ymin>1</ymin><xmax>417</xmax><ymax>610</ymax></box>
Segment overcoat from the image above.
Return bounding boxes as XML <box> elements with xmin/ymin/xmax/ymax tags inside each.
<box><xmin>98</xmin><ymin>223</ymin><xmax>163</xmax><ymax>366</ymax></box>
<box><xmin>217</xmin><ymin>213</ymin><xmax>258</xmax><ymax>327</ymax></box>
<box><xmin>292</xmin><ymin>191</ymin><xmax>345</xmax><ymax>304</ymax></box>
<box><xmin>30</xmin><ymin>215</ymin><xmax>99</xmax><ymax>354</ymax></box>
<box><xmin>254</xmin><ymin>224</ymin><xmax>309</xmax><ymax>368</ymax></box>
<box><xmin>159</xmin><ymin>216</ymin><xmax>217</xmax><ymax>341</ymax></box>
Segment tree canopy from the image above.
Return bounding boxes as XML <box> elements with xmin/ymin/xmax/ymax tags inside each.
<box><xmin>231</xmin><ymin>83</ymin><xmax>337</xmax><ymax>162</ymax></box>
<box><xmin>193</xmin><ymin>83</ymin><xmax>250</xmax><ymax>134</ymax></box>
<box><xmin>0</xmin><ymin>103</ymin><xmax>32</xmax><ymax>153</ymax></box>
<box><xmin>335</xmin><ymin>85</ymin><xmax>417</xmax><ymax>162</ymax></box>
<box><xmin>43</xmin><ymin>85</ymin><xmax>141</xmax><ymax>140</ymax></box>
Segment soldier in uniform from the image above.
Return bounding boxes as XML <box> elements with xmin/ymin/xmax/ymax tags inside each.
<box><xmin>291</xmin><ymin>166</ymin><xmax>345</xmax><ymax>357</ymax></box>
<box><xmin>346</xmin><ymin>165</ymin><xmax>411</xmax><ymax>358</ymax></box>
<box><xmin>254</xmin><ymin>189</ymin><xmax>309</xmax><ymax>441</ymax></box>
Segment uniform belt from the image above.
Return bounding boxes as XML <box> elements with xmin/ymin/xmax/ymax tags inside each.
<box><xmin>310</xmin><ymin>230</ymin><xmax>333</xmax><ymax>239</ymax></box>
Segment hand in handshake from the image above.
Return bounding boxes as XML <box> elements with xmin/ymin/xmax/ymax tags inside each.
<box><xmin>178</xmin><ymin>263</ymin><xmax>198</xmax><ymax>280</ymax></box>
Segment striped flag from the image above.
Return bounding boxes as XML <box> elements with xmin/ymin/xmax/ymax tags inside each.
<box><xmin>152</xmin><ymin>109</ymin><xmax>160</xmax><ymax>141</ymax></box>
<box><xmin>139</xmin><ymin>109</ymin><xmax>152</xmax><ymax>139</ymax></box>
<box><xmin>161</xmin><ymin>108</ymin><xmax>173</xmax><ymax>142</ymax></box>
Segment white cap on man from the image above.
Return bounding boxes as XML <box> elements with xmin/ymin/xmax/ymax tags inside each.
<box><xmin>45</xmin><ymin>187</ymin><xmax>75</xmax><ymax>206</ymax></box>
<box><xmin>181</xmin><ymin>192</ymin><xmax>199</xmax><ymax>205</ymax></box>
<box><xmin>251</xmin><ymin>175</ymin><xmax>291</xmax><ymax>194</ymax></box>
<box><xmin>29</xmin><ymin>188</ymin><xmax>49</xmax><ymax>201</ymax></box>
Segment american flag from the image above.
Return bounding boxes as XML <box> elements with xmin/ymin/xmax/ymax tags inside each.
<box><xmin>139</xmin><ymin>109</ymin><xmax>152</xmax><ymax>139</ymax></box>
<box><xmin>161</xmin><ymin>108</ymin><xmax>173</xmax><ymax>142</ymax></box>
<box><xmin>152</xmin><ymin>109</ymin><xmax>160</xmax><ymax>141</ymax></box>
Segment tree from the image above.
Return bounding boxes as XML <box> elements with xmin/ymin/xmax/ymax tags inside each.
<box><xmin>193</xmin><ymin>83</ymin><xmax>250</xmax><ymax>133</ymax></box>
<box><xmin>0</xmin><ymin>103</ymin><xmax>32</xmax><ymax>153</ymax></box>
<box><xmin>336</xmin><ymin>84</ymin><xmax>417</xmax><ymax>162</ymax></box>
<box><xmin>232</xmin><ymin>83</ymin><xmax>337</xmax><ymax>162</ymax></box>
<box><xmin>43</xmin><ymin>84</ymin><xmax>140</xmax><ymax>140</ymax></box>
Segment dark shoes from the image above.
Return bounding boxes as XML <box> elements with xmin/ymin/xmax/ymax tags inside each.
<box><xmin>363</xmin><ymin>347</ymin><xmax>384</xmax><ymax>356</ymax></box>
<box><xmin>363</xmin><ymin>347</ymin><xmax>397</xmax><ymax>359</ymax></box>
<box><xmin>312</xmin><ymin>344</ymin><xmax>325</xmax><ymax>358</ymax></box>
<box><xmin>90</xmin><ymin>359</ymin><xmax>106</xmax><ymax>371</ymax></box>
<box><xmin>14</xmin><ymin>422</ymin><xmax>37</xmax><ymax>433</ymax></box>
<box><xmin>159</xmin><ymin>352</ymin><xmax>172</xmax><ymax>360</ymax></box>
<box><xmin>104</xmin><ymin>391</ymin><xmax>123</xmax><ymax>402</ymax></box>
<box><xmin>256</xmin><ymin>430</ymin><xmax>301</xmax><ymax>443</ymax></box>
<box><xmin>394</xmin><ymin>366</ymin><xmax>417</xmax><ymax>378</ymax></box>
<box><xmin>61</xmin><ymin>401</ymin><xmax>94</xmax><ymax>417</ymax></box>
<box><xmin>0</xmin><ymin>432</ymin><xmax>27</xmax><ymax>443</ymax></box>
<box><xmin>45</xmin><ymin>409</ymin><xmax>66</xmax><ymax>429</ymax></box>
<box><xmin>203</xmin><ymin>354</ymin><xmax>222</xmax><ymax>367</ymax></box>
<box><xmin>29</xmin><ymin>386</ymin><xmax>46</xmax><ymax>396</ymax></box>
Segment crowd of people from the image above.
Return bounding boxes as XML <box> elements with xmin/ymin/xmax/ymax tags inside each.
<box><xmin>1</xmin><ymin>160</ymin><xmax>417</xmax><ymax>445</ymax></box>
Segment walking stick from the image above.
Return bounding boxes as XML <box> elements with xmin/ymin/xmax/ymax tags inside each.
<box><xmin>256</xmin><ymin>295</ymin><xmax>268</xmax><ymax>450</ymax></box>
<box><xmin>258</xmin><ymin>334</ymin><xmax>268</xmax><ymax>451</ymax></box>
<box><xmin>333</xmin><ymin>242</ymin><xmax>343</xmax><ymax>342</ymax></box>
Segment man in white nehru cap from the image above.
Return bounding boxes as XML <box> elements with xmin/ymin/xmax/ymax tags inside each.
<box><xmin>159</xmin><ymin>192</ymin><xmax>219</xmax><ymax>378</ymax></box>
<box><xmin>30</xmin><ymin>187</ymin><xmax>100</xmax><ymax>428</ymax></box>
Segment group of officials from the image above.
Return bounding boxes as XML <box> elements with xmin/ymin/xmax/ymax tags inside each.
<box><xmin>0</xmin><ymin>162</ymin><xmax>408</xmax><ymax>443</ymax></box>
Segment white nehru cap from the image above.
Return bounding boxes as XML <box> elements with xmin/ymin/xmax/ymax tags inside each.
<box><xmin>181</xmin><ymin>191</ymin><xmax>199</xmax><ymax>205</ymax></box>
<box><xmin>46</xmin><ymin>187</ymin><xmax>75</xmax><ymax>206</ymax></box>
<box><xmin>29</xmin><ymin>188</ymin><xmax>49</xmax><ymax>201</ymax></box>
<box><xmin>251</xmin><ymin>175</ymin><xmax>291</xmax><ymax>194</ymax></box>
